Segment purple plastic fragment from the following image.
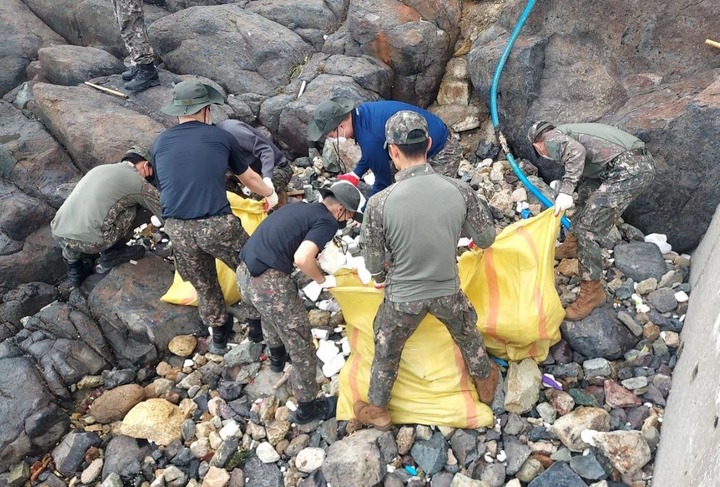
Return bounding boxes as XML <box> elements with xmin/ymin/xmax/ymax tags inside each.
<box><xmin>542</xmin><ymin>373</ymin><xmax>562</xmax><ymax>390</ymax></box>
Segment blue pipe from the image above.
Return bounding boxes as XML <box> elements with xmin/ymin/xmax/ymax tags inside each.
<box><xmin>489</xmin><ymin>0</ymin><xmax>571</xmax><ymax>230</ymax></box>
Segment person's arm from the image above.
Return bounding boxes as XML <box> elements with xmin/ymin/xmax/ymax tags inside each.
<box><xmin>547</xmin><ymin>134</ymin><xmax>587</xmax><ymax>196</ymax></box>
<box><xmin>359</xmin><ymin>195</ymin><xmax>388</xmax><ymax>285</ymax></box>
<box><xmin>236</xmin><ymin>168</ymin><xmax>274</xmax><ymax>198</ymax></box>
<box><xmin>293</xmin><ymin>240</ymin><xmax>326</xmax><ymax>284</ymax></box>
<box><xmin>458</xmin><ymin>183</ymin><xmax>495</xmax><ymax>249</ymax></box>
<box><xmin>221</xmin><ymin>121</ymin><xmax>278</xmax><ymax>179</ymax></box>
<box><xmin>138</xmin><ymin>180</ymin><xmax>164</xmax><ymax>225</ymax></box>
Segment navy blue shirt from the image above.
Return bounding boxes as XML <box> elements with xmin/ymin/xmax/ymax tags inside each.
<box><xmin>152</xmin><ymin>121</ymin><xmax>249</xmax><ymax>219</ymax></box>
<box><xmin>350</xmin><ymin>101</ymin><xmax>447</xmax><ymax>195</ymax></box>
<box><xmin>240</xmin><ymin>202</ymin><xmax>338</xmax><ymax>277</ymax></box>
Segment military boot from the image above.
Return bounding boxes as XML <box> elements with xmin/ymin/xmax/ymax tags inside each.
<box><xmin>269</xmin><ymin>345</ymin><xmax>290</xmax><ymax>373</ymax></box>
<box><xmin>247</xmin><ymin>318</ymin><xmax>263</xmax><ymax>343</ymax></box>
<box><xmin>97</xmin><ymin>243</ymin><xmax>146</xmax><ymax>273</ymax></box>
<box><xmin>124</xmin><ymin>63</ymin><xmax>159</xmax><ymax>92</ymax></box>
<box><xmin>65</xmin><ymin>257</ymin><xmax>94</xmax><ymax>287</ymax></box>
<box><xmin>293</xmin><ymin>396</ymin><xmax>337</xmax><ymax>424</ymax></box>
<box><xmin>554</xmin><ymin>233</ymin><xmax>578</xmax><ymax>260</ymax></box>
<box><xmin>209</xmin><ymin>315</ymin><xmax>235</xmax><ymax>355</ymax></box>
<box><xmin>353</xmin><ymin>401</ymin><xmax>392</xmax><ymax>431</ymax></box>
<box><xmin>121</xmin><ymin>64</ymin><xmax>140</xmax><ymax>81</ymax></box>
<box><xmin>565</xmin><ymin>279</ymin><xmax>606</xmax><ymax>321</ymax></box>
<box><xmin>474</xmin><ymin>360</ymin><xmax>500</xmax><ymax>406</ymax></box>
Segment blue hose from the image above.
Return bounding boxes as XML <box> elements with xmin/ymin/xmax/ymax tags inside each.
<box><xmin>489</xmin><ymin>0</ymin><xmax>571</xmax><ymax>230</ymax></box>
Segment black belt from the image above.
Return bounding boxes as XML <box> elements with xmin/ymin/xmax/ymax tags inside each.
<box><xmin>627</xmin><ymin>147</ymin><xmax>648</xmax><ymax>156</ymax></box>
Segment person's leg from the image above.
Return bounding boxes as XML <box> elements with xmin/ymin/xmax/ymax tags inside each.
<box><xmin>199</xmin><ymin>214</ymin><xmax>247</xmax><ymax>271</ymax></box>
<box><xmin>428</xmin><ymin>131</ymin><xmax>462</xmax><ymax>178</ymax></box>
<box><xmin>271</xmin><ymin>163</ymin><xmax>293</xmax><ymax>209</ymax></box>
<box><xmin>117</xmin><ymin>0</ymin><xmax>158</xmax><ymax>91</ymax></box>
<box><xmin>97</xmin><ymin>206</ymin><xmax>145</xmax><ymax>270</ymax></box>
<box><xmin>430</xmin><ymin>291</ymin><xmax>498</xmax><ymax>405</ymax></box>
<box><xmin>54</xmin><ymin>236</ymin><xmax>98</xmax><ymax>286</ymax></box>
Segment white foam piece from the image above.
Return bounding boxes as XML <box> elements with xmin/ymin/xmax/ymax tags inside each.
<box><xmin>151</xmin><ymin>215</ymin><xmax>162</xmax><ymax>227</ymax></box>
<box><xmin>302</xmin><ymin>280</ymin><xmax>322</xmax><ymax>302</ymax></box>
<box><xmin>316</xmin><ymin>340</ymin><xmax>340</xmax><ymax>364</ymax></box>
<box><xmin>321</xmin><ymin>353</ymin><xmax>345</xmax><ymax>377</ymax></box>
<box><xmin>311</xmin><ymin>328</ymin><xmax>330</xmax><ymax>340</ymax></box>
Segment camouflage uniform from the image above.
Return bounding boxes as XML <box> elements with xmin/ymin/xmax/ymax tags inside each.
<box><xmin>361</xmin><ymin>110</ymin><xmax>497</xmax><ymax>407</ymax></box>
<box><xmin>56</xmin><ymin>205</ymin><xmax>137</xmax><ymax>262</ymax></box>
<box><xmin>164</xmin><ymin>214</ymin><xmax>247</xmax><ymax>329</ymax></box>
<box><xmin>112</xmin><ymin>0</ymin><xmax>154</xmax><ymax>65</ymax></box>
<box><xmin>428</xmin><ymin>129</ymin><xmax>462</xmax><ymax>178</ymax></box>
<box><xmin>543</xmin><ymin>123</ymin><xmax>656</xmax><ymax>280</ymax></box>
<box><xmin>236</xmin><ymin>262</ymin><xmax>319</xmax><ymax>402</ymax></box>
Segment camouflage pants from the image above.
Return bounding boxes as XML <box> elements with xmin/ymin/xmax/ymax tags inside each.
<box><xmin>428</xmin><ymin>129</ymin><xmax>462</xmax><ymax>178</ymax></box>
<box><xmin>165</xmin><ymin>214</ymin><xmax>247</xmax><ymax>329</ymax></box>
<box><xmin>112</xmin><ymin>0</ymin><xmax>154</xmax><ymax>65</ymax></box>
<box><xmin>243</xmin><ymin>163</ymin><xmax>294</xmax><ymax>199</ymax></box>
<box><xmin>368</xmin><ymin>290</ymin><xmax>493</xmax><ymax>407</ymax></box>
<box><xmin>236</xmin><ymin>262</ymin><xmax>319</xmax><ymax>402</ymax></box>
<box><xmin>574</xmin><ymin>152</ymin><xmax>656</xmax><ymax>280</ymax></box>
<box><xmin>55</xmin><ymin>206</ymin><xmax>137</xmax><ymax>262</ymax></box>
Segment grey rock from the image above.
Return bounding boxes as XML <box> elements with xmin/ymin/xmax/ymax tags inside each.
<box><xmin>376</xmin><ymin>430</ymin><xmax>397</xmax><ymax>464</ymax></box>
<box><xmin>23</xmin><ymin>403</ymin><xmax>70</xmax><ymax>451</ymax></box>
<box><xmin>450</xmin><ymin>429</ymin><xmax>479</xmax><ymax>466</ymax></box>
<box><xmin>431</xmin><ymin>471</ymin><xmax>454</xmax><ymax>487</ymax></box>
<box><xmin>322</xmin><ymin>429</ymin><xmax>384</xmax><ymax>487</ymax></box>
<box><xmin>38</xmin><ymin>45</ymin><xmax>124</xmax><ymax>86</ymax></box>
<box><xmin>102</xmin><ymin>472</ymin><xmax>124</xmax><ymax>487</ymax></box>
<box><xmin>647</xmin><ymin>288</ymin><xmax>678</xmax><ymax>313</ymax></box>
<box><xmin>224</xmin><ymin>342</ymin><xmax>264</xmax><ymax>367</ymax></box>
<box><xmin>617</xmin><ymin>311</ymin><xmax>643</xmax><ymax>337</ymax></box>
<box><xmin>242</xmin><ymin>366</ymin><xmax>291</xmax><ymax>404</ymax></box>
<box><xmin>323</xmin><ymin>55</ymin><xmax>393</xmax><ymax>99</ymax></box>
<box><xmin>504</xmin><ymin>358</ymin><xmax>541</xmax><ymax>414</ymax></box>
<box><xmin>181</xmin><ymin>419</ymin><xmax>195</xmax><ymax>442</ymax></box>
<box><xmin>481</xmin><ymin>461</ymin><xmax>506</xmax><ymax>487</ymax></box>
<box><xmin>102</xmin><ymin>368</ymin><xmax>136</xmax><ymax>389</ymax></box>
<box><xmin>504</xmin><ymin>435</ymin><xmax>531</xmax><ymax>476</ymax></box>
<box><xmin>561</xmin><ymin>307</ymin><xmax>639</xmax><ymax>359</ymax></box>
<box><xmin>0</xmin><ymin>282</ymin><xmax>57</xmax><ymax>326</ymax></box>
<box><xmin>51</xmin><ymin>431</ymin><xmax>102</xmax><ymax>477</ymax></box>
<box><xmin>613</xmin><ymin>243</ymin><xmax>667</xmax><ymax>282</ymax></box>
<box><xmin>527</xmin><ymin>461</ymin><xmax>586</xmax><ymax>487</ymax></box>
<box><xmin>210</xmin><ymin>436</ymin><xmax>239</xmax><ymax>468</ymax></box>
<box><xmin>410</xmin><ymin>431</ymin><xmax>448</xmax><ymax>476</ymax></box>
<box><xmin>101</xmin><ymin>435</ymin><xmax>143</xmax><ymax>482</ymax></box>
<box><xmin>658</xmin><ymin>269</ymin><xmax>684</xmax><ymax>289</ymax></box>
<box><xmin>583</xmin><ymin>358</ymin><xmax>612</xmax><ymax>378</ymax></box>
<box><xmin>614</xmin><ymin>279</ymin><xmax>635</xmax><ymax>300</ymax></box>
<box><xmin>544</xmin><ymin>363</ymin><xmax>583</xmax><ymax>379</ymax></box>
<box><xmin>569</xmin><ymin>452</ymin><xmax>608</xmax><ymax>480</ymax></box>
<box><xmin>621</xmin><ymin>376</ymin><xmax>648</xmax><ymax>391</ymax></box>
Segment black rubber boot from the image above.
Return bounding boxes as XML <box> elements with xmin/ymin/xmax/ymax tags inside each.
<box><xmin>269</xmin><ymin>346</ymin><xmax>290</xmax><ymax>373</ymax></box>
<box><xmin>248</xmin><ymin>318</ymin><xmax>263</xmax><ymax>343</ymax></box>
<box><xmin>97</xmin><ymin>243</ymin><xmax>145</xmax><ymax>273</ymax></box>
<box><xmin>124</xmin><ymin>63</ymin><xmax>159</xmax><ymax>92</ymax></box>
<box><xmin>208</xmin><ymin>315</ymin><xmax>235</xmax><ymax>355</ymax></box>
<box><xmin>65</xmin><ymin>257</ymin><xmax>94</xmax><ymax>287</ymax></box>
<box><xmin>293</xmin><ymin>396</ymin><xmax>338</xmax><ymax>424</ymax></box>
<box><xmin>121</xmin><ymin>64</ymin><xmax>139</xmax><ymax>81</ymax></box>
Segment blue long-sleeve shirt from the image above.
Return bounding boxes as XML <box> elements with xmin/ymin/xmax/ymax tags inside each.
<box><xmin>350</xmin><ymin>101</ymin><xmax>448</xmax><ymax>195</ymax></box>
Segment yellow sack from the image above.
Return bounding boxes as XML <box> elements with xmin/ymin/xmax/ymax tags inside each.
<box><xmin>160</xmin><ymin>193</ymin><xmax>266</xmax><ymax>306</ymax></box>
<box><xmin>334</xmin><ymin>208</ymin><xmax>564</xmax><ymax>428</ymax></box>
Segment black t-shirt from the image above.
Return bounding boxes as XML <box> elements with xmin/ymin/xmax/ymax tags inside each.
<box><xmin>240</xmin><ymin>202</ymin><xmax>339</xmax><ymax>276</ymax></box>
<box><xmin>152</xmin><ymin>121</ymin><xmax>249</xmax><ymax>219</ymax></box>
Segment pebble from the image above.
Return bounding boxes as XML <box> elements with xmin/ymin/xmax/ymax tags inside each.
<box><xmin>256</xmin><ymin>442</ymin><xmax>280</xmax><ymax>463</ymax></box>
<box><xmin>295</xmin><ymin>447</ymin><xmax>325</xmax><ymax>473</ymax></box>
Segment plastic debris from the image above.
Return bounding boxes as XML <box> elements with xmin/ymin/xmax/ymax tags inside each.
<box><xmin>542</xmin><ymin>373</ymin><xmax>563</xmax><ymax>390</ymax></box>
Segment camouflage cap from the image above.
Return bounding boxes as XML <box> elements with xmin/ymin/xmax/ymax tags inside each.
<box><xmin>125</xmin><ymin>146</ymin><xmax>151</xmax><ymax>163</ymax></box>
<box><xmin>161</xmin><ymin>79</ymin><xmax>224</xmax><ymax>116</ymax></box>
<box><xmin>527</xmin><ymin>120</ymin><xmax>555</xmax><ymax>144</ymax></box>
<box><xmin>307</xmin><ymin>97</ymin><xmax>356</xmax><ymax>141</ymax></box>
<box><xmin>384</xmin><ymin>110</ymin><xmax>429</xmax><ymax>148</ymax></box>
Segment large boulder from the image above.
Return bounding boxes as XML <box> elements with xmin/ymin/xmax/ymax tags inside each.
<box><xmin>0</xmin><ymin>0</ymin><xmax>65</xmax><ymax>97</ymax></box>
<box><xmin>30</xmin><ymin>82</ymin><xmax>166</xmax><ymax>173</ymax></box>
<box><xmin>468</xmin><ymin>0</ymin><xmax>720</xmax><ymax>251</ymax></box>
<box><xmin>88</xmin><ymin>254</ymin><xmax>204</xmax><ymax>367</ymax></box>
<box><xmin>38</xmin><ymin>45</ymin><xmax>125</xmax><ymax>86</ymax></box>
<box><xmin>0</xmin><ymin>226</ymin><xmax>64</xmax><ymax>293</ymax></box>
<box><xmin>149</xmin><ymin>5</ymin><xmax>313</xmax><ymax>96</ymax></box>
<box><xmin>0</xmin><ymin>101</ymin><xmax>81</xmax><ymax>208</ymax></box>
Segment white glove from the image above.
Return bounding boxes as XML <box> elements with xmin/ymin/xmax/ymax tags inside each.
<box><xmin>554</xmin><ymin>192</ymin><xmax>574</xmax><ymax>216</ymax></box>
<box><xmin>264</xmin><ymin>190</ymin><xmax>279</xmax><ymax>211</ymax></box>
<box><xmin>320</xmin><ymin>275</ymin><xmax>336</xmax><ymax>289</ymax></box>
<box><xmin>263</xmin><ymin>177</ymin><xmax>274</xmax><ymax>192</ymax></box>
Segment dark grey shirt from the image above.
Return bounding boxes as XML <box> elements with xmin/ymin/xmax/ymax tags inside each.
<box><xmin>217</xmin><ymin>119</ymin><xmax>288</xmax><ymax>179</ymax></box>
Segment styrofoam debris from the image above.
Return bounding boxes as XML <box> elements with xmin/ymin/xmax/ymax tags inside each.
<box><xmin>316</xmin><ymin>340</ymin><xmax>340</xmax><ymax>364</ymax></box>
<box><xmin>644</xmin><ymin>233</ymin><xmax>672</xmax><ymax>254</ymax></box>
<box><xmin>151</xmin><ymin>215</ymin><xmax>162</xmax><ymax>227</ymax></box>
<box><xmin>321</xmin><ymin>354</ymin><xmax>345</xmax><ymax>377</ymax></box>
<box><xmin>302</xmin><ymin>281</ymin><xmax>322</xmax><ymax>302</ymax></box>
<box><xmin>674</xmin><ymin>291</ymin><xmax>689</xmax><ymax>303</ymax></box>
<box><xmin>311</xmin><ymin>328</ymin><xmax>330</xmax><ymax>340</ymax></box>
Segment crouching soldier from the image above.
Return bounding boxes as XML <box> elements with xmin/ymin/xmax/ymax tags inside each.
<box><xmin>51</xmin><ymin>146</ymin><xmax>161</xmax><ymax>286</ymax></box>
<box><xmin>236</xmin><ymin>181</ymin><xmax>362</xmax><ymax>424</ymax></box>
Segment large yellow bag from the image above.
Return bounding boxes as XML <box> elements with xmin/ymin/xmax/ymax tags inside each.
<box><xmin>333</xmin><ymin>208</ymin><xmax>564</xmax><ymax>428</ymax></box>
<box><xmin>161</xmin><ymin>193</ymin><xmax>266</xmax><ymax>306</ymax></box>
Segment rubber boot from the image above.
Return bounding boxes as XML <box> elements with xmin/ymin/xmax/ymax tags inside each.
<box><xmin>65</xmin><ymin>257</ymin><xmax>94</xmax><ymax>287</ymax></box>
<box><xmin>97</xmin><ymin>243</ymin><xmax>146</xmax><ymax>273</ymax></box>
<box><xmin>293</xmin><ymin>396</ymin><xmax>337</xmax><ymax>424</ymax></box>
<box><xmin>247</xmin><ymin>318</ymin><xmax>263</xmax><ymax>343</ymax></box>
<box><xmin>473</xmin><ymin>361</ymin><xmax>500</xmax><ymax>406</ymax></box>
<box><xmin>554</xmin><ymin>233</ymin><xmax>578</xmax><ymax>260</ymax></box>
<box><xmin>121</xmin><ymin>64</ymin><xmax>139</xmax><ymax>81</ymax></box>
<box><xmin>124</xmin><ymin>63</ymin><xmax>159</xmax><ymax>92</ymax></box>
<box><xmin>353</xmin><ymin>401</ymin><xmax>392</xmax><ymax>431</ymax></box>
<box><xmin>269</xmin><ymin>345</ymin><xmax>290</xmax><ymax>373</ymax></box>
<box><xmin>208</xmin><ymin>315</ymin><xmax>235</xmax><ymax>355</ymax></box>
<box><xmin>564</xmin><ymin>279</ymin><xmax>606</xmax><ymax>321</ymax></box>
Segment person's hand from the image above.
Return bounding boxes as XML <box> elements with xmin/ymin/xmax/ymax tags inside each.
<box><xmin>320</xmin><ymin>275</ymin><xmax>337</xmax><ymax>289</ymax></box>
<box><xmin>554</xmin><ymin>193</ymin><xmax>574</xmax><ymax>216</ymax></box>
<box><xmin>373</xmin><ymin>279</ymin><xmax>386</xmax><ymax>289</ymax></box>
<box><xmin>338</xmin><ymin>173</ymin><xmax>359</xmax><ymax>187</ymax></box>
<box><xmin>264</xmin><ymin>190</ymin><xmax>279</xmax><ymax>212</ymax></box>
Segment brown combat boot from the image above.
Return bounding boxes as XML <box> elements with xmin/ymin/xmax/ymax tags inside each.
<box><xmin>353</xmin><ymin>401</ymin><xmax>392</xmax><ymax>431</ymax></box>
<box><xmin>564</xmin><ymin>279</ymin><xmax>606</xmax><ymax>321</ymax></box>
<box><xmin>554</xmin><ymin>233</ymin><xmax>578</xmax><ymax>259</ymax></box>
<box><xmin>474</xmin><ymin>361</ymin><xmax>500</xmax><ymax>406</ymax></box>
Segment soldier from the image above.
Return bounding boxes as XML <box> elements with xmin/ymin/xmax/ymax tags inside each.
<box><xmin>307</xmin><ymin>98</ymin><xmax>462</xmax><ymax>197</ymax></box>
<box><xmin>112</xmin><ymin>0</ymin><xmax>159</xmax><ymax>92</ymax></box>
<box><xmin>217</xmin><ymin>119</ymin><xmax>293</xmax><ymax>210</ymax></box>
<box><xmin>236</xmin><ymin>181</ymin><xmax>362</xmax><ymax>424</ymax></box>
<box><xmin>528</xmin><ymin>121</ymin><xmax>656</xmax><ymax>320</ymax></box>
<box><xmin>353</xmin><ymin>111</ymin><xmax>499</xmax><ymax>431</ymax></box>
<box><xmin>51</xmin><ymin>146</ymin><xmax>161</xmax><ymax>287</ymax></box>
<box><xmin>153</xmin><ymin>80</ymin><xmax>276</xmax><ymax>355</ymax></box>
